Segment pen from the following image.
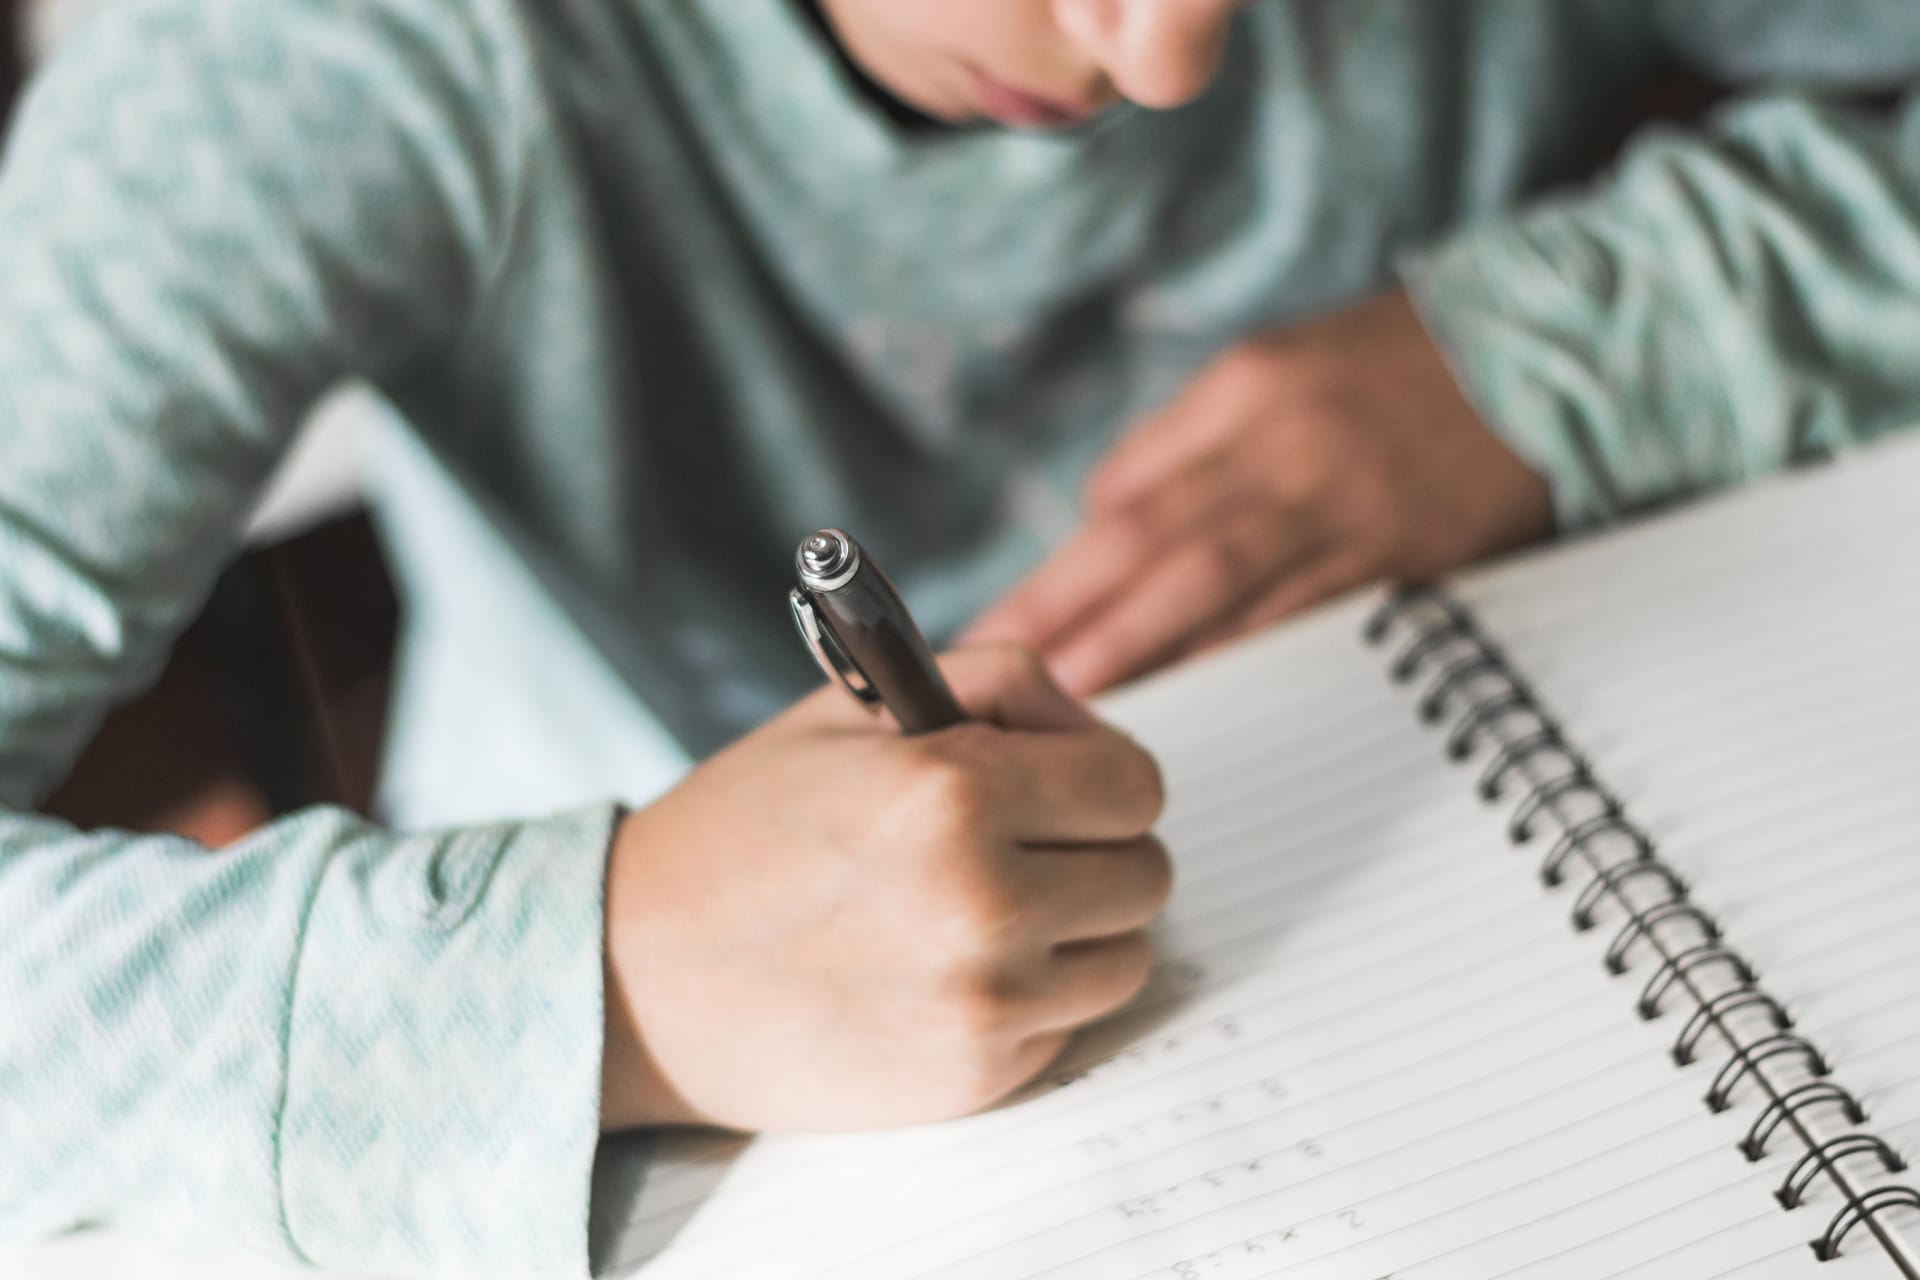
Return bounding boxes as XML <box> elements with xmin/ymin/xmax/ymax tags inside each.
<box><xmin>788</xmin><ymin>528</ymin><xmax>966</xmax><ymax>735</ymax></box>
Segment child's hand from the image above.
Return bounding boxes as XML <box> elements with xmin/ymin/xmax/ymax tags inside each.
<box><xmin>599</xmin><ymin>645</ymin><xmax>1169</xmax><ymax>1132</ymax></box>
<box><xmin>964</xmin><ymin>290</ymin><xmax>1554</xmax><ymax>695</ymax></box>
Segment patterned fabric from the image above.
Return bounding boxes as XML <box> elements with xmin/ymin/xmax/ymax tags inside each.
<box><xmin>0</xmin><ymin>0</ymin><xmax>1914</xmax><ymax>1274</ymax></box>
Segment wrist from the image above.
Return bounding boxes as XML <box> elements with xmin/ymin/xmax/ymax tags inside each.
<box><xmin>600</xmin><ymin>808</ymin><xmax>706</xmax><ymax>1131</ymax></box>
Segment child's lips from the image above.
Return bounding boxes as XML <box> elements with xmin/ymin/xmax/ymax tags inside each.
<box><xmin>966</xmin><ymin>67</ymin><xmax>1101</xmax><ymax>129</ymax></box>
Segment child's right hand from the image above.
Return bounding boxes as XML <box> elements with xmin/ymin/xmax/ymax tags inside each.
<box><xmin>598</xmin><ymin>645</ymin><xmax>1170</xmax><ymax>1133</ymax></box>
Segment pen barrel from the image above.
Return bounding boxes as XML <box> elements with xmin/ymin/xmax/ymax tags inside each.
<box><xmin>812</xmin><ymin>562</ymin><xmax>965</xmax><ymax>736</ymax></box>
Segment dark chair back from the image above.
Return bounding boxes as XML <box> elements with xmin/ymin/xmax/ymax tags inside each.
<box><xmin>2</xmin><ymin>2</ymin><xmax>21</xmax><ymax>139</ymax></box>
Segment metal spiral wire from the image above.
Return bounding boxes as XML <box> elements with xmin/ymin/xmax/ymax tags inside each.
<box><xmin>1367</xmin><ymin>586</ymin><xmax>1920</xmax><ymax>1271</ymax></box>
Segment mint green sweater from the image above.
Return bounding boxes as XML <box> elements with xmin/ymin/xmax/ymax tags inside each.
<box><xmin>0</xmin><ymin>0</ymin><xmax>1916</xmax><ymax>1274</ymax></box>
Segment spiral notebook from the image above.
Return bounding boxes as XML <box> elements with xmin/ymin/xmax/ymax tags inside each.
<box><xmin>597</xmin><ymin>432</ymin><xmax>1920</xmax><ymax>1280</ymax></box>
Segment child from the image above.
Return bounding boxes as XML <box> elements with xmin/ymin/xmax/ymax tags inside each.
<box><xmin>0</xmin><ymin>0</ymin><xmax>1915</xmax><ymax>1274</ymax></box>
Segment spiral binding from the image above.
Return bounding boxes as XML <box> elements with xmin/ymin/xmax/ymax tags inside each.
<box><xmin>1366</xmin><ymin>586</ymin><xmax>1920</xmax><ymax>1273</ymax></box>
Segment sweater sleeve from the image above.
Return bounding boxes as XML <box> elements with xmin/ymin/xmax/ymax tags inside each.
<box><xmin>1399</xmin><ymin>3</ymin><xmax>1920</xmax><ymax>526</ymax></box>
<box><xmin>0</xmin><ymin>0</ymin><xmax>615</xmax><ymax>1274</ymax></box>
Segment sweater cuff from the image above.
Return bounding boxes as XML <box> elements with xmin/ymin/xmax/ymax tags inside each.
<box><xmin>278</xmin><ymin>802</ymin><xmax>619</xmax><ymax>1277</ymax></box>
<box><xmin>1397</xmin><ymin>187</ymin><xmax>1746</xmax><ymax>529</ymax></box>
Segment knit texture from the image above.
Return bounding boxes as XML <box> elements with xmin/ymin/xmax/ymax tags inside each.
<box><xmin>0</xmin><ymin>0</ymin><xmax>1915</xmax><ymax>1273</ymax></box>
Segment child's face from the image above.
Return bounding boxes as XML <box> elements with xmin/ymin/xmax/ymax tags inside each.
<box><xmin>818</xmin><ymin>0</ymin><xmax>1241</xmax><ymax>129</ymax></box>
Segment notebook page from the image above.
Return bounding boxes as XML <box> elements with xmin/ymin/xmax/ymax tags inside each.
<box><xmin>604</xmin><ymin>589</ymin><xmax>1819</xmax><ymax>1278</ymax></box>
<box><xmin>1449</xmin><ymin>432</ymin><xmax>1920</xmax><ymax>1277</ymax></box>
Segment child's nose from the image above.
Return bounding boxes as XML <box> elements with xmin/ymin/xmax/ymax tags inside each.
<box><xmin>1055</xmin><ymin>0</ymin><xmax>1237</xmax><ymax>110</ymax></box>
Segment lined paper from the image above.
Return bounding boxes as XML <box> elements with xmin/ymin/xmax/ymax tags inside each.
<box><xmin>601</xmin><ymin>431</ymin><xmax>1920</xmax><ymax>1280</ymax></box>
<box><xmin>1452</xmin><ymin>433</ymin><xmax>1920</xmax><ymax>1276</ymax></box>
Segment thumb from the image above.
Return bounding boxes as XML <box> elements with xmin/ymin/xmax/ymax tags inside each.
<box><xmin>939</xmin><ymin>644</ymin><xmax>1102</xmax><ymax>733</ymax></box>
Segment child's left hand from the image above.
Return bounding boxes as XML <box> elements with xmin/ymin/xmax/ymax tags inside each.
<box><xmin>962</xmin><ymin>289</ymin><xmax>1555</xmax><ymax>695</ymax></box>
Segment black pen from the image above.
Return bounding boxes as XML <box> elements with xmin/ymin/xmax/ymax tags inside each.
<box><xmin>788</xmin><ymin>528</ymin><xmax>966</xmax><ymax>735</ymax></box>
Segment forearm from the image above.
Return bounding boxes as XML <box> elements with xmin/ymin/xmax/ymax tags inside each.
<box><xmin>0</xmin><ymin>801</ymin><xmax>618</xmax><ymax>1273</ymax></box>
<box><xmin>1401</xmin><ymin>91</ymin><xmax>1920</xmax><ymax>526</ymax></box>
<box><xmin>0</xmin><ymin>0</ymin><xmax>596</xmax><ymax>1266</ymax></box>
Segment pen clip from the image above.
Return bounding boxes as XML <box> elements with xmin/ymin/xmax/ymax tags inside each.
<box><xmin>789</xmin><ymin>588</ymin><xmax>882</xmax><ymax>708</ymax></box>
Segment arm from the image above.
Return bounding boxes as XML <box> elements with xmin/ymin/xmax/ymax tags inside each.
<box><xmin>963</xmin><ymin>4</ymin><xmax>1920</xmax><ymax>695</ymax></box>
<box><xmin>1400</xmin><ymin>1</ymin><xmax>1920</xmax><ymax>525</ymax></box>
<box><xmin>0</xmin><ymin>0</ymin><xmax>617</xmax><ymax>1272</ymax></box>
<box><xmin>1</xmin><ymin>6</ymin><xmax>1182</xmax><ymax>1272</ymax></box>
